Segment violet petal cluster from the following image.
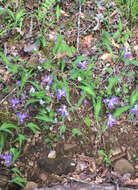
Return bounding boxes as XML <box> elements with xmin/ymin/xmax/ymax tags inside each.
<box><xmin>77</xmin><ymin>60</ymin><xmax>88</xmax><ymax>70</ymax></box>
<box><xmin>130</xmin><ymin>104</ymin><xmax>138</xmax><ymax>115</ymax></box>
<box><xmin>107</xmin><ymin>114</ymin><xmax>117</xmax><ymax>127</ymax></box>
<box><xmin>16</xmin><ymin>112</ymin><xmax>28</xmax><ymax>124</ymax></box>
<box><xmin>1</xmin><ymin>153</ymin><xmax>13</xmax><ymax>166</ymax></box>
<box><xmin>42</xmin><ymin>75</ymin><xmax>53</xmax><ymax>86</ymax></box>
<box><xmin>10</xmin><ymin>98</ymin><xmax>20</xmax><ymax>109</ymax></box>
<box><xmin>16</xmin><ymin>81</ymin><xmax>21</xmax><ymax>86</ymax></box>
<box><xmin>123</xmin><ymin>48</ymin><xmax>132</xmax><ymax>59</ymax></box>
<box><xmin>58</xmin><ymin>105</ymin><xmax>68</xmax><ymax>117</ymax></box>
<box><xmin>83</xmin><ymin>99</ymin><xmax>88</xmax><ymax>104</ymax></box>
<box><xmin>57</xmin><ymin>89</ymin><xmax>66</xmax><ymax>100</ymax></box>
<box><xmin>103</xmin><ymin>96</ymin><xmax>118</xmax><ymax>109</ymax></box>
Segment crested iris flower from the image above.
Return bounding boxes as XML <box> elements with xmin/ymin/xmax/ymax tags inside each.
<box><xmin>103</xmin><ymin>96</ymin><xmax>118</xmax><ymax>109</ymax></box>
<box><xmin>10</xmin><ymin>98</ymin><xmax>20</xmax><ymax>109</ymax></box>
<box><xmin>107</xmin><ymin>114</ymin><xmax>117</xmax><ymax>127</ymax></box>
<box><xmin>57</xmin><ymin>89</ymin><xmax>66</xmax><ymax>100</ymax></box>
<box><xmin>83</xmin><ymin>99</ymin><xmax>88</xmax><ymax>104</ymax></box>
<box><xmin>1</xmin><ymin>153</ymin><xmax>13</xmax><ymax>166</ymax></box>
<box><xmin>77</xmin><ymin>60</ymin><xmax>88</xmax><ymax>70</ymax></box>
<box><xmin>123</xmin><ymin>48</ymin><xmax>132</xmax><ymax>59</ymax></box>
<box><xmin>58</xmin><ymin>105</ymin><xmax>68</xmax><ymax>117</ymax></box>
<box><xmin>16</xmin><ymin>80</ymin><xmax>20</xmax><ymax>86</ymax></box>
<box><xmin>16</xmin><ymin>112</ymin><xmax>28</xmax><ymax>124</ymax></box>
<box><xmin>130</xmin><ymin>104</ymin><xmax>138</xmax><ymax>115</ymax></box>
<box><xmin>42</xmin><ymin>75</ymin><xmax>53</xmax><ymax>86</ymax></box>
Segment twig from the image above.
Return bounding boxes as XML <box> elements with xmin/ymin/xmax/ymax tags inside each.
<box><xmin>29</xmin><ymin>16</ymin><xmax>33</xmax><ymax>37</ymax></box>
<box><xmin>76</xmin><ymin>0</ymin><xmax>82</xmax><ymax>54</ymax></box>
<box><xmin>62</xmin><ymin>175</ymin><xmax>90</xmax><ymax>184</ymax></box>
<box><xmin>0</xmin><ymin>87</ymin><xmax>17</xmax><ymax>105</ymax></box>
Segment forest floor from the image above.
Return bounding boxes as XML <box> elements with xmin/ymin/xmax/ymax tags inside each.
<box><xmin>0</xmin><ymin>0</ymin><xmax>137</xmax><ymax>190</ymax></box>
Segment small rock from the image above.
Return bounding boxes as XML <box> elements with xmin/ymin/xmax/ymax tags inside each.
<box><xmin>24</xmin><ymin>181</ymin><xmax>38</xmax><ymax>190</ymax></box>
<box><xmin>48</xmin><ymin>150</ymin><xmax>56</xmax><ymax>159</ymax></box>
<box><xmin>38</xmin><ymin>157</ymin><xmax>76</xmax><ymax>175</ymax></box>
<box><xmin>114</xmin><ymin>159</ymin><xmax>135</xmax><ymax>175</ymax></box>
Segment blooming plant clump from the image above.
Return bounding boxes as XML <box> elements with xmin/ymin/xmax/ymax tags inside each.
<box><xmin>123</xmin><ymin>48</ymin><xmax>132</xmax><ymax>58</ymax></box>
<box><xmin>10</xmin><ymin>98</ymin><xmax>20</xmax><ymax>109</ymax></box>
<box><xmin>1</xmin><ymin>153</ymin><xmax>13</xmax><ymax>166</ymax></box>
<box><xmin>103</xmin><ymin>96</ymin><xmax>119</xmax><ymax>109</ymax></box>
<box><xmin>42</xmin><ymin>75</ymin><xmax>53</xmax><ymax>86</ymax></box>
<box><xmin>57</xmin><ymin>89</ymin><xmax>66</xmax><ymax>100</ymax></box>
<box><xmin>77</xmin><ymin>60</ymin><xmax>88</xmax><ymax>69</ymax></box>
<box><xmin>16</xmin><ymin>113</ymin><xmax>28</xmax><ymax>124</ymax></box>
<box><xmin>58</xmin><ymin>105</ymin><xmax>68</xmax><ymax>117</ymax></box>
<box><xmin>107</xmin><ymin>114</ymin><xmax>117</xmax><ymax>127</ymax></box>
<box><xmin>130</xmin><ymin>104</ymin><xmax>138</xmax><ymax>115</ymax></box>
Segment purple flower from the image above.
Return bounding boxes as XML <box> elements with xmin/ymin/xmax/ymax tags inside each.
<box><xmin>58</xmin><ymin>105</ymin><xmax>68</xmax><ymax>117</ymax></box>
<box><xmin>1</xmin><ymin>153</ymin><xmax>13</xmax><ymax>166</ymax></box>
<box><xmin>83</xmin><ymin>99</ymin><xmax>88</xmax><ymax>104</ymax></box>
<box><xmin>16</xmin><ymin>81</ymin><xmax>20</xmax><ymax>86</ymax></box>
<box><xmin>16</xmin><ymin>112</ymin><xmax>28</xmax><ymax>124</ymax></box>
<box><xmin>57</xmin><ymin>89</ymin><xmax>66</xmax><ymax>100</ymax></box>
<box><xmin>123</xmin><ymin>48</ymin><xmax>132</xmax><ymax>58</ymax></box>
<box><xmin>107</xmin><ymin>114</ymin><xmax>117</xmax><ymax>127</ymax></box>
<box><xmin>77</xmin><ymin>60</ymin><xmax>88</xmax><ymax>70</ymax></box>
<box><xmin>130</xmin><ymin>104</ymin><xmax>138</xmax><ymax>115</ymax></box>
<box><xmin>10</xmin><ymin>98</ymin><xmax>20</xmax><ymax>108</ymax></box>
<box><xmin>103</xmin><ymin>96</ymin><xmax>119</xmax><ymax>109</ymax></box>
<box><xmin>42</xmin><ymin>75</ymin><xmax>53</xmax><ymax>86</ymax></box>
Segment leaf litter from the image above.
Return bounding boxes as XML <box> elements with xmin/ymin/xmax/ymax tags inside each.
<box><xmin>0</xmin><ymin>0</ymin><xmax>137</xmax><ymax>190</ymax></box>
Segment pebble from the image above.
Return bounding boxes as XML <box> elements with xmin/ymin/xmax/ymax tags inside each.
<box><xmin>48</xmin><ymin>150</ymin><xmax>56</xmax><ymax>159</ymax></box>
<box><xmin>114</xmin><ymin>158</ymin><xmax>135</xmax><ymax>175</ymax></box>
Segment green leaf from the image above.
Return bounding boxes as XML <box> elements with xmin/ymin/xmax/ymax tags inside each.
<box><xmin>107</xmin><ymin>76</ymin><xmax>119</xmax><ymax>95</ymax></box>
<box><xmin>28</xmin><ymin>81</ymin><xmax>42</xmax><ymax>91</ymax></box>
<box><xmin>16</xmin><ymin>134</ymin><xmax>28</xmax><ymax>147</ymax></box>
<box><xmin>25</xmin><ymin>98</ymin><xmax>40</xmax><ymax>107</ymax></box>
<box><xmin>77</xmin><ymin>91</ymin><xmax>86</xmax><ymax>107</ymax></box>
<box><xmin>27</xmin><ymin>122</ymin><xmax>40</xmax><ymax>134</ymax></box>
<box><xmin>30</xmin><ymin>91</ymin><xmax>46</xmax><ymax>99</ymax></box>
<box><xmin>59</xmin><ymin>125</ymin><xmax>66</xmax><ymax>136</ymax></box>
<box><xmin>0</xmin><ymin>52</ymin><xmax>18</xmax><ymax>73</ymax></box>
<box><xmin>77</xmin><ymin>85</ymin><xmax>96</xmax><ymax>97</ymax></box>
<box><xmin>72</xmin><ymin>128</ymin><xmax>82</xmax><ymax>136</ymax></box>
<box><xmin>130</xmin><ymin>90</ymin><xmax>138</xmax><ymax>105</ymax></box>
<box><xmin>35</xmin><ymin>115</ymin><xmax>54</xmax><ymax>123</ymax></box>
<box><xmin>94</xmin><ymin>96</ymin><xmax>102</xmax><ymax>121</ymax></box>
<box><xmin>0</xmin><ymin>8</ymin><xmax>14</xmax><ymax>18</ymax></box>
<box><xmin>9</xmin><ymin>176</ymin><xmax>27</xmax><ymax>187</ymax></box>
<box><xmin>113</xmin><ymin>105</ymin><xmax>131</xmax><ymax>118</ymax></box>
<box><xmin>10</xmin><ymin>148</ymin><xmax>21</xmax><ymax>163</ymax></box>
<box><xmin>83</xmin><ymin>117</ymin><xmax>91</xmax><ymax>127</ymax></box>
<box><xmin>0</xmin><ymin>123</ymin><xmax>18</xmax><ymax>133</ymax></box>
<box><xmin>12</xmin><ymin>168</ymin><xmax>22</xmax><ymax>176</ymax></box>
<box><xmin>0</xmin><ymin>133</ymin><xmax>6</xmax><ymax>151</ymax></box>
<box><xmin>123</xmin><ymin>58</ymin><xmax>138</xmax><ymax>66</ymax></box>
<box><xmin>62</xmin><ymin>78</ymin><xmax>73</xmax><ymax>108</ymax></box>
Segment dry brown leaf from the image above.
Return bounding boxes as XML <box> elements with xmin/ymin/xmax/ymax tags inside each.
<box><xmin>56</xmin><ymin>51</ymin><xmax>75</xmax><ymax>59</ymax></box>
<box><xmin>111</xmin><ymin>39</ymin><xmax>120</xmax><ymax>48</ymax></box>
<box><xmin>100</xmin><ymin>52</ymin><xmax>112</xmax><ymax>62</ymax></box>
<box><xmin>60</xmin><ymin>10</ymin><xmax>69</xmax><ymax>17</ymax></box>
<box><xmin>80</xmin><ymin>34</ymin><xmax>92</xmax><ymax>49</ymax></box>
